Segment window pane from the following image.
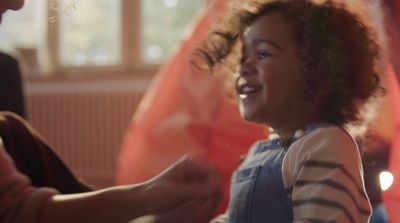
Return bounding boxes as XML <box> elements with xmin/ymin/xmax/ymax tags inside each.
<box><xmin>0</xmin><ymin>0</ymin><xmax>45</xmax><ymax>73</ymax></box>
<box><xmin>59</xmin><ymin>0</ymin><xmax>121</xmax><ymax>67</ymax></box>
<box><xmin>141</xmin><ymin>0</ymin><xmax>205</xmax><ymax>64</ymax></box>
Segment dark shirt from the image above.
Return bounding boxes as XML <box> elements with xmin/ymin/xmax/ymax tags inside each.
<box><xmin>0</xmin><ymin>52</ymin><xmax>25</xmax><ymax>117</ymax></box>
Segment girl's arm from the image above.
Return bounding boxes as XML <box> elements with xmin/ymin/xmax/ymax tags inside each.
<box><xmin>284</xmin><ymin>127</ymin><xmax>371</xmax><ymax>223</ymax></box>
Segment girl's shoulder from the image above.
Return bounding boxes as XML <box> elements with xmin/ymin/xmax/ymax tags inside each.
<box><xmin>292</xmin><ymin>124</ymin><xmax>357</xmax><ymax>152</ymax></box>
<box><xmin>283</xmin><ymin>124</ymin><xmax>363</xmax><ymax>186</ymax></box>
<box><xmin>283</xmin><ymin>125</ymin><xmax>362</xmax><ymax>190</ymax></box>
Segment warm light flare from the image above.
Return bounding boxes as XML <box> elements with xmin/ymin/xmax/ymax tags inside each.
<box><xmin>379</xmin><ymin>171</ymin><xmax>394</xmax><ymax>191</ymax></box>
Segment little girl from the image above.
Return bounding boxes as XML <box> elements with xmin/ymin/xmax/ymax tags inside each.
<box><xmin>198</xmin><ymin>0</ymin><xmax>384</xmax><ymax>222</ymax></box>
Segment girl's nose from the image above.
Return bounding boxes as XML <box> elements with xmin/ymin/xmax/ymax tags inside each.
<box><xmin>239</xmin><ymin>60</ymin><xmax>256</xmax><ymax>76</ymax></box>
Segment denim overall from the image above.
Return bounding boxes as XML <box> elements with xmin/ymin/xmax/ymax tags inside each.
<box><xmin>227</xmin><ymin>124</ymin><xmax>331</xmax><ymax>223</ymax></box>
<box><xmin>227</xmin><ymin>138</ymin><xmax>294</xmax><ymax>223</ymax></box>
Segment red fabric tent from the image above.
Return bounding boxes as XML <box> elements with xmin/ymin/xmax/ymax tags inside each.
<box><xmin>382</xmin><ymin>65</ymin><xmax>400</xmax><ymax>223</ymax></box>
<box><xmin>380</xmin><ymin>1</ymin><xmax>400</xmax><ymax>222</ymax></box>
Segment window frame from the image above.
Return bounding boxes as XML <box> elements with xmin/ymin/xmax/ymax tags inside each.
<box><xmin>42</xmin><ymin>0</ymin><xmax>162</xmax><ymax>77</ymax></box>
<box><xmin>0</xmin><ymin>0</ymin><xmax>209</xmax><ymax>79</ymax></box>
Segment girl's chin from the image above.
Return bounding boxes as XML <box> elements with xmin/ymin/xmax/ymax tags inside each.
<box><xmin>240</xmin><ymin>110</ymin><xmax>270</xmax><ymax>126</ymax></box>
<box><xmin>240</xmin><ymin>112</ymin><xmax>258</xmax><ymax>123</ymax></box>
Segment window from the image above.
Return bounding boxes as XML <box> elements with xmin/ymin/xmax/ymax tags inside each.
<box><xmin>141</xmin><ymin>0</ymin><xmax>204</xmax><ymax>64</ymax></box>
<box><xmin>59</xmin><ymin>0</ymin><xmax>121</xmax><ymax>67</ymax></box>
<box><xmin>0</xmin><ymin>0</ymin><xmax>206</xmax><ymax>76</ymax></box>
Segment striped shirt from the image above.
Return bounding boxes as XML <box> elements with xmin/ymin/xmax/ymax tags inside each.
<box><xmin>283</xmin><ymin>126</ymin><xmax>371</xmax><ymax>223</ymax></box>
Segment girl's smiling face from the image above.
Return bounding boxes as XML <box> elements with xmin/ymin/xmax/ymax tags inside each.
<box><xmin>236</xmin><ymin>12</ymin><xmax>315</xmax><ymax>132</ymax></box>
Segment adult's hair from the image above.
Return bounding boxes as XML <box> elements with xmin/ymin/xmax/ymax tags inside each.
<box><xmin>196</xmin><ymin>0</ymin><xmax>384</xmax><ymax>129</ymax></box>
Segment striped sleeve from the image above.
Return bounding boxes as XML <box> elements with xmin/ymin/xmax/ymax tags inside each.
<box><xmin>282</xmin><ymin>127</ymin><xmax>371</xmax><ymax>223</ymax></box>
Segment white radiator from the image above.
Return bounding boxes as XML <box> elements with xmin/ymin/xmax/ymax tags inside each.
<box><xmin>25</xmin><ymin>79</ymin><xmax>149</xmax><ymax>188</ymax></box>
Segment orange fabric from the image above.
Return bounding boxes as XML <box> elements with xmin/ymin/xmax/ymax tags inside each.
<box><xmin>116</xmin><ymin>0</ymin><xmax>266</xmax><ymax>215</ymax></box>
<box><xmin>381</xmin><ymin>2</ymin><xmax>400</xmax><ymax>222</ymax></box>
<box><xmin>382</xmin><ymin>65</ymin><xmax>400</xmax><ymax>223</ymax></box>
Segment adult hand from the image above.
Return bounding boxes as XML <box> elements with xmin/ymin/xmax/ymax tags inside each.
<box><xmin>139</xmin><ymin>155</ymin><xmax>222</xmax><ymax>218</ymax></box>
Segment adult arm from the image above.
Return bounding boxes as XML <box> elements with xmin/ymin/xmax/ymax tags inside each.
<box><xmin>1</xmin><ymin>134</ymin><xmax>221</xmax><ymax>223</ymax></box>
<box><xmin>0</xmin><ymin>138</ymin><xmax>58</xmax><ymax>223</ymax></box>
<box><xmin>40</xmin><ymin>155</ymin><xmax>221</xmax><ymax>223</ymax></box>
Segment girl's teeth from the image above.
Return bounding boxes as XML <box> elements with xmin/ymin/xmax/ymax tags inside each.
<box><xmin>241</xmin><ymin>85</ymin><xmax>260</xmax><ymax>94</ymax></box>
<box><xmin>243</xmin><ymin>86</ymin><xmax>255</xmax><ymax>93</ymax></box>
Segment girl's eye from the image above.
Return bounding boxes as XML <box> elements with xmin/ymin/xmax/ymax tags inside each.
<box><xmin>240</xmin><ymin>51</ymin><xmax>272</xmax><ymax>64</ymax></box>
<box><xmin>258</xmin><ymin>51</ymin><xmax>271</xmax><ymax>59</ymax></box>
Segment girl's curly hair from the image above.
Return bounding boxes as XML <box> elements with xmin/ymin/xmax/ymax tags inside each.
<box><xmin>196</xmin><ymin>0</ymin><xmax>384</xmax><ymax>129</ymax></box>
